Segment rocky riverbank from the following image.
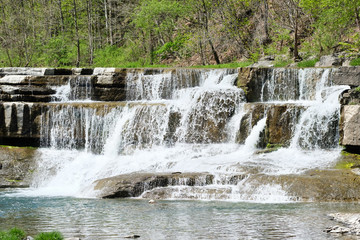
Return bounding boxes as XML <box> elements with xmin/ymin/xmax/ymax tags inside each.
<box><xmin>326</xmin><ymin>213</ymin><xmax>360</xmax><ymax>236</ymax></box>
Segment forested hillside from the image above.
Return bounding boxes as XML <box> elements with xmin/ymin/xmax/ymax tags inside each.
<box><xmin>0</xmin><ymin>0</ymin><xmax>359</xmax><ymax>67</ymax></box>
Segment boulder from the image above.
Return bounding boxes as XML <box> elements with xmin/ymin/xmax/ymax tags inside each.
<box><xmin>315</xmin><ymin>55</ymin><xmax>344</xmax><ymax>67</ymax></box>
<box><xmin>250</xmin><ymin>60</ymin><xmax>274</xmax><ymax>68</ymax></box>
<box><xmin>340</xmin><ymin>105</ymin><xmax>360</xmax><ymax>153</ymax></box>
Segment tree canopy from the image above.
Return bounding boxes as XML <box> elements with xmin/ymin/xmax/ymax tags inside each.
<box><xmin>0</xmin><ymin>0</ymin><xmax>359</xmax><ymax>67</ymax></box>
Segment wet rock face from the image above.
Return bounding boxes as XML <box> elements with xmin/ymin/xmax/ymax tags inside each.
<box><xmin>93</xmin><ymin>172</ymin><xmax>215</xmax><ymax>198</ymax></box>
<box><xmin>184</xmin><ymin>90</ymin><xmax>242</xmax><ymax>143</ymax></box>
<box><xmin>236</xmin><ymin>103</ymin><xmax>266</xmax><ymax>144</ymax></box>
<box><xmin>0</xmin><ymin>146</ymin><xmax>37</xmax><ymax>188</ymax></box>
<box><xmin>265</xmin><ymin>104</ymin><xmax>304</xmax><ymax>146</ymax></box>
<box><xmin>237</xmin><ymin>68</ymin><xmax>271</xmax><ymax>102</ymax></box>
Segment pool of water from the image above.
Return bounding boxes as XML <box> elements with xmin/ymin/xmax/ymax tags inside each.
<box><xmin>0</xmin><ymin>190</ymin><xmax>358</xmax><ymax>239</ymax></box>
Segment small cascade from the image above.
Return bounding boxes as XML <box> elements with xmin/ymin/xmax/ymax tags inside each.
<box><xmin>51</xmin><ymin>75</ymin><xmax>93</xmax><ymax>102</ymax></box>
<box><xmin>17</xmin><ymin>67</ymin><xmax>350</xmax><ymax>201</ymax></box>
<box><xmin>290</xmin><ymin>69</ymin><xmax>349</xmax><ymax>149</ymax></box>
<box><xmin>40</xmin><ymin>104</ymin><xmax>123</xmax><ymax>153</ymax></box>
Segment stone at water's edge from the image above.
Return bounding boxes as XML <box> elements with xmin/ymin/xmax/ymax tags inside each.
<box><xmin>92</xmin><ymin>166</ymin><xmax>360</xmax><ymax>201</ymax></box>
<box><xmin>326</xmin><ymin>213</ymin><xmax>360</xmax><ymax>235</ymax></box>
<box><xmin>0</xmin><ymin>146</ymin><xmax>37</xmax><ymax>188</ymax></box>
<box><xmin>93</xmin><ymin>172</ymin><xmax>216</xmax><ymax>198</ymax></box>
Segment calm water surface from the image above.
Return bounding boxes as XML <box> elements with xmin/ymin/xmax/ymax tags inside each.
<box><xmin>0</xmin><ymin>190</ymin><xmax>359</xmax><ymax>240</ymax></box>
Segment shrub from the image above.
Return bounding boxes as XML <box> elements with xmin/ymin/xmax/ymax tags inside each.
<box><xmin>297</xmin><ymin>59</ymin><xmax>318</xmax><ymax>67</ymax></box>
<box><xmin>350</xmin><ymin>57</ymin><xmax>360</xmax><ymax>66</ymax></box>
<box><xmin>0</xmin><ymin>228</ymin><xmax>26</xmax><ymax>240</ymax></box>
<box><xmin>34</xmin><ymin>231</ymin><xmax>63</xmax><ymax>240</ymax></box>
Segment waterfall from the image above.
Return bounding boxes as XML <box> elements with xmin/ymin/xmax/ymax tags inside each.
<box><xmin>19</xmin><ymin>67</ymin><xmax>349</xmax><ymax>201</ymax></box>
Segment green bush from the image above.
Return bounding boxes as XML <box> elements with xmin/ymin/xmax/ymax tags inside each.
<box><xmin>0</xmin><ymin>228</ymin><xmax>26</xmax><ymax>240</ymax></box>
<box><xmin>297</xmin><ymin>59</ymin><xmax>318</xmax><ymax>67</ymax></box>
<box><xmin>34</xmin><ymin>231</ymin><xmax>63</xmax><ymax>240</ymax></box>
<box><xmin>350</xmin><ymin>57</ymin><xmax>360</xmax><ymax>66</ymax></box>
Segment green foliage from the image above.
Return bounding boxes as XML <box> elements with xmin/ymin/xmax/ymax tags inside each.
<box><xmin>354</xmin><ymin>86</ymin><xmax>360</xmax><ymax>93</ymax></box>
<box><xmin>37</xmin><ymin>35</ymin><xmax>74</xmax><ymax>67</ymax></box>
<box><xmin>1</xmin><ymin>0</ymin><xmax>360</xmax><ymax>67</ymax></box>
<box><xmin>339</xmin><ymin>33</ymin><xmax>360</xmax><ymax>54</ymax></box>
<box><xmin>274</xmin><ymin>56</ymin><xmax>292</xmax><ymax>67</ymax></box>
<box><xmin>297</xmin><ymin>59</ymin><xmax>318</xmax><ymax>67</ymax></box>
<box><xmin>34</xmin><ymin>232</ymin><xmax>63</xmax><ymax>240</ymax></box>
<box><xmin>350</xmin><ymin>58</ymin><xmax>360</xmax><ymax>66</ymax></box>
<box><xmin>0</xmin><ymin>228</ymin><xmax>26</xmax><ymax>240</ymax></box>
<box><xmin>154</xmin><ymin>35</ymin><xmax>191</xmax><ymax>61</ymax></box>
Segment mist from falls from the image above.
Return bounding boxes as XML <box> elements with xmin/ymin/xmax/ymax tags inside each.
<box><xmin>19</xmin><ymin>68</ymin><xmax>349</xmax><ymax>202</ymax></box>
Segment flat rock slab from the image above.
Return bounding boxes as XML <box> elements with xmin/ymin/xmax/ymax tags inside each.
<box><xmin>93</xmin><ymin>172</ymin><xmax>215</xmax><ymax>198</ymax></box>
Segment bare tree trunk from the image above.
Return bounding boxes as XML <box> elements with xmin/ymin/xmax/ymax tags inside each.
<box><xmin>58</xmin><ymin>0</ymin><xmax>65</xmax><ymax>32</ymax></box>
<box><xmin>263</xmin><ymin>0</ymin><xmax>270</xmax><ymax>45</ymax></box>
<box><xmin>293</xmin><ymin>9</ymin><xmax>301</xmax><ymax>61</ymax></box>
<box><xmin>73</xmin><ymin>0</ymin><xmax>80</xmax><ymax>67</ymax></box>
<box><xmin>103</xmin><ymin>0</ymin><xmax>109</xmax><ymax>44</ymax></box>
<box><xmin>87</xmin><ymin>0</ymin><xmax>94</xmax><ymax>65</ymax></box>
<box><xmin>108</xmin><ymin>0</ymin><xmax>113</xmax><ymax>45</ymax></box>
<box><xmin>199</xmin><ymin>37</ymin><xmax>206</xmax><ymax>65</ymax></box>
<box><xmin>356</xmin><ymin>7</ymin><xmax>360</xmax><ymax>32</ymax></box>
<box><xmin>201</xmin><ymin>0</ymin><xmax>220</xmax><ymax>64</ymax></box>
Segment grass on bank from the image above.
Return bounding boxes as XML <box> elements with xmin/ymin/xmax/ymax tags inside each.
<box><xmin>191</xmin><ymin>60</ymin><xmax>253</xmax><ymax>68</ymax></box>
<box><xmin>297</xmin><ymin>59</ymin><xmax>319</xmax><ymax>67</ymax></box>
<box><xmin>0</xmin><ymin>228</ymin><xmax>63</xmax><ymax>240</ymax></box>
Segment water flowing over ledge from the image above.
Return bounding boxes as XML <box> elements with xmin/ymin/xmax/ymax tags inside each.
<box><xmin>0</xmin><ymin>67</ymin><xmax>358</xmax><ymax>202</ymax></box>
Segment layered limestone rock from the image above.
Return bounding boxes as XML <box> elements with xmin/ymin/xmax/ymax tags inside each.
<box><xmin>332</xmin><ymin>67</ymin><xmax>360</xmax><ymax>87</ymax></box>
<box><xmin>0</xmin><ymin>67</ymin><xmax>126</xmax><ymax>102</ymax></box>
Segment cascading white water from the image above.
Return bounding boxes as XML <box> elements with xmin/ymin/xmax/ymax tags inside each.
<box><xmin>21</xmin><ymin>68</ymin><xmax>349</xmax><ymax>202</ymax></box>
<box><xmin>51</xmin><ymin>75</ymin><xmax>93</xmax><ymax>102</ymax></box>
